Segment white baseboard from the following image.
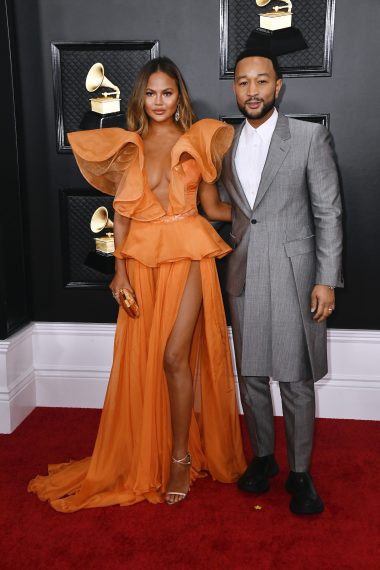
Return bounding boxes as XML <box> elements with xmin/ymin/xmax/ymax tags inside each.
<box><xmin>0</xmin><ymin>324</ymin><xmax>36</xmax><ymax>433</ymax></box>
<box><xmin>0</xmin><ymin>323</ymin><xmax>379</xmax><ymax>433</ymax></box>
<box><xmin>35</xmin><ymin>368</ymin><xmax>109</xmax><ymax>408</ymax></box>
<box><xmin>228</xmin><ymin>328</ymin><xmax>380</xmax><ymax>420</ymax></box>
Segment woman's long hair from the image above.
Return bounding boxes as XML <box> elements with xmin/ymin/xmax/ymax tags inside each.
<box><xmin>127</xmin><ymin>57</ymin><xmax>195</xmax><ymax>136</ymax></box>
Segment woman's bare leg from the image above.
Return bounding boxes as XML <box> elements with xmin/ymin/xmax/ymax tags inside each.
<box><xmin>164</xmin><ymin>261</ymin><xmax>203</xmax><ymax>504</ymax></box>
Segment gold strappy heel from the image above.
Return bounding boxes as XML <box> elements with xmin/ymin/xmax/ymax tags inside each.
<box><xmin>165</xmin><ymin>452</ymin><xmax>192</xmax><ymax>505</ymax></box>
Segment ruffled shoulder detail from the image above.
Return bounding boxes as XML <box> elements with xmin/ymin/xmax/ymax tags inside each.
<box><xmin>68</xmin><ymin>128</ymin><xmax>144</xmax><ymax>201</ymax></box>
<box><xmin>172</xmin><ymin>119</ymin><xmax>234</xmax><ymax>184</ymax></box>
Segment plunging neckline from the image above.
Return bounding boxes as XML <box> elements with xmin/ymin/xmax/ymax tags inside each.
<box><xmin>140</xmin><ymin>130</ymin><xmax>193</xmax><ymax>214</ymax></box>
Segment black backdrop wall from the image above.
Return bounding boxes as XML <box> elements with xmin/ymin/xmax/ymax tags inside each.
<box><xmin>5</xmin><ymin>0</ymin><xmax>380</xmax><ymax>333</ymax></box>
<box><xmin>0</xmin><ymin>0</ymin><xmax>30</xmax><ymax>338</ymax></box>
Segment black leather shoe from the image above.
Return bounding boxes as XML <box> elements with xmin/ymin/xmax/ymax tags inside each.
<box><xmin>286</xmin><ymin>471</ymin><xmax>324</xmax><ymax>515</ymax></box>
<box><xmin>237</xmin><ymin>454</ymin><xmax>279</xmax><ymax>493</ymax></box>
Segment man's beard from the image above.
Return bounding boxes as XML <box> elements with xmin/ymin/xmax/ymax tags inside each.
<box><xmin>237</xmin><ymin>95</ymin><xmax>276</xmax><ymax>121</ymax></box>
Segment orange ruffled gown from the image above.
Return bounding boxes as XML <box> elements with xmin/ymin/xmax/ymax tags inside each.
<box><xmin>28</xmin><ymin>119</ymin><xmax>247</xmax><ymax>511</ymax></box>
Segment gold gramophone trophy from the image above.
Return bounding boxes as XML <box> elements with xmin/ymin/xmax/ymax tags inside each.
<box><xmin>257</xmin><ymin>0</ymin><xmax>292</xmax><ymax>30</ymax></box>
<box><xmin>90</xmin><ymin>206</ymin><xmax>115</xmax><ymax>255</ymax></box>
<box><xmin>86</xmin><ymin>63</ymin><xmax>121</xmax><ymax>114</ymax></box>
<box><xmin>79</xmin><ymin>63</ymin><xmax>125</xmax><ymax>131</ymax></box>
<box><xmin>246</xmin><ymin>0</ymin><xmax>307</xmax><ymax>55</ymax></box>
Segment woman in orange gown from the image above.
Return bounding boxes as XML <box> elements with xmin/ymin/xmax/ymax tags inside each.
<box><xmin>28</xmin><ymin>57</ymin><xmax>246</xmax><ymax>511</ymax></box>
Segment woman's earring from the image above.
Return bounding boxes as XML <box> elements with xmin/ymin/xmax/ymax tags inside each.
<box><xmin>175</xmin><ymin>105</ymin><xmax>180</xmax><ymax>122</ymax></box>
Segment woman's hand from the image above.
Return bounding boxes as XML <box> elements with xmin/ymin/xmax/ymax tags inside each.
<box><xmin>110</xmin><ymin>212</ymin><xmax>133</xmax><ymax>305</ymax></box>
<box><xmin>109</xmin><ymin>261</ymin><xmax>134</xmax><ymax>306</ymax></box>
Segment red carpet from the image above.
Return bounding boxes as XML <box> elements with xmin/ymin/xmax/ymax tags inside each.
<box><xmin>1</xmin><ymin>408</ymin><xmax>379</xmax><ymax>570</ymax></box>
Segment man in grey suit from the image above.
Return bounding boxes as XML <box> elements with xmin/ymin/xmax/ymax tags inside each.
<box><xmin>220</xmin><ymin>48</ymin><xmax>343</xmax><ymax>515</ymax></box>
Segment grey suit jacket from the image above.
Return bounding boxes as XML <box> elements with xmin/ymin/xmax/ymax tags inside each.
<box><xmin>220</xmin><ymin>113</ymin><xmax>343</xmax><ymax>381</ymax></box>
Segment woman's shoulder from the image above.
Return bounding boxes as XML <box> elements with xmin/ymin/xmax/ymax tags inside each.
<box><xmin>187</xmin><ymin>118</ymin><xmax>232</xmax><ymax>136</ymax></box>
<box><xmin>173</xmin><ymin>119</ymin><xmax>234</xmax><ymax>184</ymax></box>
<box><xmin>184</xmin><ymin>118</ymin><xmax>234</xmax><ymax>152</ymax></box>
<box><xmin>67</xmin><ymin>128</ymin><xmax>143</xmax><ymax>160</ymax></box>
<box><xmin>68</xmin><ymin>127</ymin><xmax>142</xmax><ymax>145</ymax></box>
<box><xmin>180</xmin><ymin>119</ymin><xmax>234</xmax><ymax>153</ymax></box>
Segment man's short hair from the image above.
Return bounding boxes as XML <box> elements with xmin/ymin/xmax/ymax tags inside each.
<box><xmin>234</xmin><ymin>48</ymin><xmax>282</xmax><ymax>79</ymax></box>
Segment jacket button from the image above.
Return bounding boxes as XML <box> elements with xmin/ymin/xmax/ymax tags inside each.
<box><xmin>251</xmin><ymin>219</ymin><xmax>257</xmax><ymax>224</ymax></box>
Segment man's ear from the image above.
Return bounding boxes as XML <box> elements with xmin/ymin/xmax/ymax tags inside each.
<box><xmin>275</xmin><ymin>79</ymin><xmax>283</xmax><ymax>99</ymax></box>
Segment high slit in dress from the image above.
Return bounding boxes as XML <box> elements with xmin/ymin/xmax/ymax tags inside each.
<box><xmin>28</xmin><ymin>119</ymin><xmax>247</xmax><ymax>511</ymax></box>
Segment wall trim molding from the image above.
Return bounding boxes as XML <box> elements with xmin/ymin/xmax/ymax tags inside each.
<box><xmin>0</xmin><ymin>323</ymin><xmax>33</xmax><ymax>353</ymax></box>
<box><xmin>0</xmin><ymin>324</ymin><xmax>35</xmax><ymax>433</ymax></box>
<box><xmin>33</xmin><ymin>322</ymin><xmax>116</xmax><ymax>336</ymax></box>
<box><xmin>1</xmin><ymin>323</ymin><xmax>379</xmax><ymax>433</ymax></box>
<box><xmin>327</xmin><ymin>329</ymin><xmax>380</xmax><ymax>343</ymax></box>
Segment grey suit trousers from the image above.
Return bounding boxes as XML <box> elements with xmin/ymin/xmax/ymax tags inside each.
<box><xmin>229</xmin><ymin>291</ymin><xmax>315</xmax><ymax>472</ymax></box>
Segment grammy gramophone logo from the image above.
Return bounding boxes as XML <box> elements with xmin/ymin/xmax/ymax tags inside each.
<box><xmin>246</xmin><ymin>0</ymin><xmax>307</xmax><ymax>55</ymax></box>
<box><xmin>90</xmin><ymin>206</ymin><xmax>115</xmax><ymax>255</ymax></box>
<box><xmin>85</xmin><ymin>63</ymin><xmax>121</xmax><ymax>115</ymax></box>
<box><xmin>256</xmin><ymin>0</ymin><xmax>293</xmax><ymax>30</ymax></box>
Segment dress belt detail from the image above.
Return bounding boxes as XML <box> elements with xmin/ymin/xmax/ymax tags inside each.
<box><xmin>152</xmin><ymin>208</ymin><xmax>198</xmax><ymax>224</ymax></box>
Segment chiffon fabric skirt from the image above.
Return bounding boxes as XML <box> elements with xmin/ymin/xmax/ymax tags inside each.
<box><xmin>28</xmin><ymin>257</ymin><xmax>246</xmax><ymax>511</ymax></box>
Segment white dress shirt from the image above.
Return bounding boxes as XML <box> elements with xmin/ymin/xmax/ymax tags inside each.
<box><xmin>235</xmin><ymin>108</ymin><xmax>278</xmax><ymax>209</ymax></box>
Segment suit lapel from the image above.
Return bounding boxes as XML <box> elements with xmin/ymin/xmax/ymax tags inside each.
<box><xmin>224</xmin><ymin>122</ymin><xmax>252</xmax><ymax>217</ymax></box>
<box><xmin>253</xmin><ymin>112</ymin><xmax>291</xmax><ymax>211</ymax></box>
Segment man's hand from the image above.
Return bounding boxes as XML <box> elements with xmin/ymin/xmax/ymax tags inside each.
<box><xmin>311</xmin><ymin>285</ymin><xmax>335</xmax><ymax>322</ymax></box>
